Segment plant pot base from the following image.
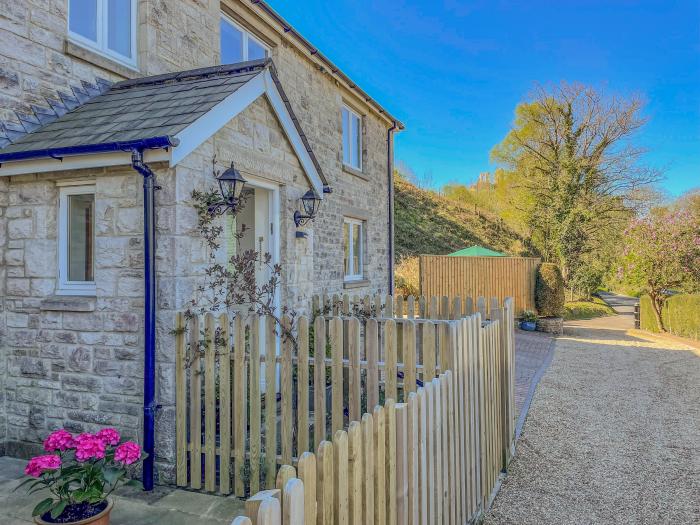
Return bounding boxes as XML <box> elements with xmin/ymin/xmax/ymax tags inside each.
<box><xmin>34</xmin><ymin>500</ymin><xmax>113</xmax><ymax>525</ymax></box>
<box><xmin>536</xmin><ymin>317</ymin><xmax>564</xmax><ymax>335</ymax></box>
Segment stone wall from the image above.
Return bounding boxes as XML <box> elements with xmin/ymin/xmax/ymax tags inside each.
<box><xmin>0</xmin><ymin>0</ymin><xmax>395</xmax><ymax>481</ymax></box>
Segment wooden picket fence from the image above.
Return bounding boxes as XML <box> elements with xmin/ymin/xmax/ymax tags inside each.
<box><xmin>228</xmin><ymin>306</ymin><xmax>516</xmax><ymax>524</ymax></box>
<box><xmin>174</xmin><ymin>296</ymin><xmax>515</xmax><ymax>521</ymax></box>
<box><xmin>311</xmin><ymin>292</ymin><xmax>499</xmax><ymax>321</ymax></box>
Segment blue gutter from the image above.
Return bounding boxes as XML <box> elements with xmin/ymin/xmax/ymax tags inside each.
<box><xmin>0</xmin><ymin>136</ymin><xmax>176</xmax><ymax>163</ymax></box>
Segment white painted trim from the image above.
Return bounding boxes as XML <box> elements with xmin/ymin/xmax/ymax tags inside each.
<box><xmin>55</xmin><ymin>179</ymin><xmax>97</xmax><ymax>187</ymax></box>
<box><xmin>171</xmin><ymin>72</ymin><xmax>266</xmax><ymax>166</ymax></box>
<box><xmin>67</xmin><ymin>0</ymin><xmax>138</xmax><ymax>68</ymax></box>
<box><xmin>220</xmin><ymin>13</ymin><xmax>270</xmax><ymax>62</ymax></box>
<box><xmin>262</xmin><ymin>69</ymin><xmax>324</xmax><ymax>197</ymax></box>
<box><xmin>57</xmin><ymin>185</ymin><xmax>97</xmax><ymax>296</ymax></box>
<box><xmin>343</xmin><ymin>216</ymin><xmax>364</xmax><ymax>281</ymax></box>
<box><xmin>0</xmin><ymin>149</ymin><xmax>169</xmax><ymax>177</ymax></box>
<box><xmin>171</xmin><ymin>68</ymin><xmax>325</xmax><ymax>197</ymax></box>
<box><xmin>342</xmin><ymin>105</ymin><xmax>362</xmax><ymax>171</ymax></box>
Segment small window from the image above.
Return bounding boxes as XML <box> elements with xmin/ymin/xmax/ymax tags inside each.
<box><xmin>343</xmin><ymin>218</ymin><xmax>364</xmax><ymax>281</ymax></box>
<box><xmin>68</xmin><ymin>0</ymin><xmax>137</xmax><ymax>67</ymax></box>
<box><xmin>220</xmin><ymin>15</ymin><xmax>269</xmax><ymax>63</ymax></box>
<box><xmin>342</xmin><ymin>106</ymin><xmax>362</xmax><ymax>171</ymax></box>
<box><xmin>58</xmin><ymin>186</ymin><xmax>96</xmax><ymax>296</ymax></box>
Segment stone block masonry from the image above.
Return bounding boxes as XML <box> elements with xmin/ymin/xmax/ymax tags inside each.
<box><xmin>0</xmin><ymin>0</ymin><xmax>395</xmax><ymax>484</ymax></box>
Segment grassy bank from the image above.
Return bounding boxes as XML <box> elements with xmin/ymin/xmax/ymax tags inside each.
<box><xmin>394</xmin><ymin>177</ymin><xmax>533</xmax><ymax>258</ymax></box>
<box><xmin>563</xmin><ymin>297</ymin><xmax>616</xmax><ymax>320</ymax></box>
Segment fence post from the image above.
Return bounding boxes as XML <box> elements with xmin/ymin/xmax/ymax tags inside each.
<box><xmin>188</xmin><ymin>315</ymin><xmax>202</xmax><ymax>490</ymax></box>
<box><xmin>395</xmin><ymin>402</ymin><xmax>409</xmax><ymax>524</ymax></box>
<box><xmin>233</xmin><ymin>315</ymin><xmax>247</xmax><ymax>496</ymax></box>
<box><xmin>204</xmin><ymin>313</ymin><xmax>217</xmax><ymax>492</ymax></box>
<box><xmin>175</xmin><ymin>313</ymin><xmax>187</xmax><ymax>487</ymax></box>
<box><xmin>219</xmin><ymin>314</ymin><xmax>232</xmax><ymax>494</ymax></box>
<box><xmin>297</xmin><ymin>452</ymin><xmax>316</xmax><ymax>525</ymax></box>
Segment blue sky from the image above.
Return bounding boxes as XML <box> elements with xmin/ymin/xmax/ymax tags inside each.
<box><xmin>266</xmin><ymin>1</ymin><xmax>700</xmax><ymax>196</ymax></box>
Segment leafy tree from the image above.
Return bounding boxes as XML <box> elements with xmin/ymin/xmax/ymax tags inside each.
<box><xmin>618</xmin><ymin>209</ymin><xmax>700</xmax><ymax>331</ymax></box>
<box><xmin>491</xmin><ymin>82</ymin><xmax>660</xmax><ymax>286</ymax></box>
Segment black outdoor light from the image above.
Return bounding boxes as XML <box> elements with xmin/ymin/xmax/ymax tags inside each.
<box><xmin>207</xmin><ymin>162</ymin><xmax>247</xmax><ymax>216</ymax></box>
<box><xmin>294</xmin><ymin>189</ymin><xmax>321</xmax><ymax>227</ymax></box>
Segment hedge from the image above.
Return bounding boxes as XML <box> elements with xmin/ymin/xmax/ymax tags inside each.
<box><xmin>640</xmin><ymin>294</ymin><xmax>700</xmax><ymax>340</ymax></box>
<box><xmin>535</xmin><ymin>263</ymin><xmax>565</xmax><ymax>317</ymax></box>
<box><xmin>639</xmin><ymin>295</ymin><xmax>660</xmax><ymax>333</ymax></box>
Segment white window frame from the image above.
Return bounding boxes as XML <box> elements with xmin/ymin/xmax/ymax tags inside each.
<box><xmin>67</xmin><ymin>0</ymin><xmax>138</xmax><ymax>69</ymax></box>
<box><xmin>220</xmin><ymin>14</ymin><xmax>270</xmax><ymax>63</ymax></box>
<box><xmin>342</xmin><ymin>105</ymin><xmax>363</xmax><ymax>171</ymax></box>
<box><xmin>343</xmin><ymin>217</ymin><xmax>364</xmax><ymax>281</ymax></box>
<box><xmin>57</xmin><ymin>184</ymin><xmax>96</xmax><ymax>296</ymax></box>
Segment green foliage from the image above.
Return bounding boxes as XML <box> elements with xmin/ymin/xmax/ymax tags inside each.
<box><xmin>535</xmin><ymin>263</ymin><xmax>565</xmax><ymax>317</ymax></box>
<box><xmin>663</xmin><ymin>294</ymin><xmax>700</xmax><ymax>340</ymax></box>
<box><xmin>394</xmin><ymin>176</ymin><xmax>535</xmax><ymax>258</ymax></box>
<box><xmin>563</xmin><ymin>298</ymin><xmax>615</xmax><ymax>320</ymax></box>
<box><xmin>639</xmin><ymin>295</ymin><xmax>661</xmax><ymax>333</ymax></box>
<box><xmin>618</xmin><ymin>209</ymin><xmax>700</xmax><ymax>330</ymax></box>
<box><xmin>490</xmin><ymin>83</ymin><xmax>657</xmax><ymax>288</ymax></box>
<box><xmin>394</xmin><ymin>256</ymin><xmax>420</xmax><ymax>297</ymax></box>
<box><xmin>520</xmin><ymin>310</ymin><xmax>538</xmax><ymax>322</ymax></box>
<box><xmin>641</xmin><ymin>294</ymin><xmax>700</xmax><ymax>340</ymax></box>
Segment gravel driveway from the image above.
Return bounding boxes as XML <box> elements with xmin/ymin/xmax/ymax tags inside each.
<box><xmin>485</xmin><ymin>315</ymin><xmax>700</xmax><ymax>524</ymax></box>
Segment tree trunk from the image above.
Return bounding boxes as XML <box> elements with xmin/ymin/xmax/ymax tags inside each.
<box><xmin>650</xmin><ymin>293</ymin><xmax>666</xmax><ymax>332</ymax></box>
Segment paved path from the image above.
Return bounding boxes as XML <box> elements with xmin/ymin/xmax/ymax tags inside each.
<box><xmin>485</xmin><ymin>315</ymin><xmax>700</xmax><ymax>524</ymax></box>
<box><xmin>0</xmin><ymin>457</ymin><xmax>245</xmax><ymax>525</ymax></box>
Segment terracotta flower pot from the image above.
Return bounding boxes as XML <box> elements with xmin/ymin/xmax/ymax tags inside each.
<box><xmin>34</xmin><ymin>500</ymin><xmax>113</xmax><ymax>525</ymax></box>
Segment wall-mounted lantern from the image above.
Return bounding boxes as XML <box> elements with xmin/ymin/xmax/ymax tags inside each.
<box><xmin>207</xmin><ymin>162</ymin><xmax>247</xmax><ymax>216</ymax></box>
<box><xmin>294</xmin><ymin>189</ymin><xmax>321</xmax><ymax>227</ymax></box>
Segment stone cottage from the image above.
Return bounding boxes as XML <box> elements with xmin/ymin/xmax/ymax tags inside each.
<box><xmin>0</xmin><ymin>0</ymin><xmax>403</xmax><ymax>484</ymax></box>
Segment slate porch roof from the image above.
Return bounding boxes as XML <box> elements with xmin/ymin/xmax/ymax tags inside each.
<box><xmin>0</xmin><ymin>59</ymin><xmax>328</xmax><ymax>185</ymax></box>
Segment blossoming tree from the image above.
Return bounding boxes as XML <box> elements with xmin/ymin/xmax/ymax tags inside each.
<box><xmin>618</xmin><ymin>209</ymin><xmax>700</xmax><ymax>331</ymax></box>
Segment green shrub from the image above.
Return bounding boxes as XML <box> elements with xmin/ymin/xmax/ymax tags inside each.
<box><xmin>535</xmin><ymin>263</ymin><xmax>565</xmax><ymax>317</ymax></box>
<box><xmin>663</xmin><ymin>294</ymin><xmax>700</xmax><ymax>340</ymax></box>
<box><xmin>640</xmin><ymin>294</ymin><xmax>700</xmax><ymax>339</ymax></box>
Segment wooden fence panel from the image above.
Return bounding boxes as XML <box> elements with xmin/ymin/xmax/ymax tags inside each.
<box><xmin>176</xmin><ymin>296</ymin><xmax>517</xmax><ymax>517</ymax></box>
<box><xmin>419</xmin><ymin>254</ymin><xmax>541</xmax><ymax>314</ymax></box>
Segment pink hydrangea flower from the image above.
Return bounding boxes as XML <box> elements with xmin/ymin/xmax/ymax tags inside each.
<box><xmin>43</xmin><ymin>429</ymin><xmax>74</xmax><ymax>452</ymax></box>
<box><xmin>114</xmin><ymin>441</ymin><xmax>141</xmax><ymax>465</ymax></box>
<box><xmin>25</xmin><ymin>455</ymin><xmax>61</xmax><ymax>477</ymax></box>
<box><xmin>96</xmin><ymin>428</ymin><xmax>121</xmax><ymax>446</ymax></box>
<box><xmin>74</xmin><ymin>433</ymin><xmax>106</xmax><ymax>462</ymax></box>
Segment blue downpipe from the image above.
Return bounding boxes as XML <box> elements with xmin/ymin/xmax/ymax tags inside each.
<box><xmin>132</xmin><ymin>150</ymin><xmax>157</xmax><ymax>491</ymax></box>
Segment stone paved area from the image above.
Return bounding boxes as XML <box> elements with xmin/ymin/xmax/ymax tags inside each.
<box><xmin>485</xmin><ymin>315</ymin><xmax>700</xmax><ymax>524</ymax></box>
<box><xmin>0</xmin><ymin>457</ymin><xmax>246</xmax><ymax>525</ymax></box>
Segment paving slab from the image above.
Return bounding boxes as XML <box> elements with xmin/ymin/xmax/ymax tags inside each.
<box><xmin>0</xmin><ymin>457</ymin><xmax>246</xmax><ymax>524</ymax></box>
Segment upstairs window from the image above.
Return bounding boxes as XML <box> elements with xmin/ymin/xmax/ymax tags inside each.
<box><xmin>220</xmin><ymin>15</ymin><xmax>268</xmax><ymax>63</ymax></box>
<box><xmin>58</xmin><ymin>185</ymin><xmax>96</xmax><ymax>296</ymax></box>
<box><xmin>68</xmin><ymin>0</ymin><xmax>137</xmax><ymax>67</ymax></box>
<box><xmin>342</xmin><ymin>105</ymin><xmax>362</xmax><ymax>171</ymax></box>
<box><xmin>343</xmin><ymin>217</ymin><xmax>364</xmax><ymax>281</ymax></box>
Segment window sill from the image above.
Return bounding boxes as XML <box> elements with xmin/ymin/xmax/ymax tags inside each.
<box><xmin>40</xmin><ymin>296</ymin><xmax>96</xmax><ymax>312</ymax></box>
<box><xmin>342</xmin><ymin>164</ymin><xmax>368</xmax><ymax>181</ymax></box>
<box><xmin>343</xmin><ymin>279</ymin><xmax>370</xmax><ymax>290</ymax></box>
<box><xmin>65</xmin><ymin>40</ymin><xmax>140</xmax><ymax>79</ymax></box>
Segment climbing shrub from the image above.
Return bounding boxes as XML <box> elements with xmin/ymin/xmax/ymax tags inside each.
<box><xmin>535</xmin><ymin>263</ymin><xmax>565</xmax><ymax>317</ymax></box>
